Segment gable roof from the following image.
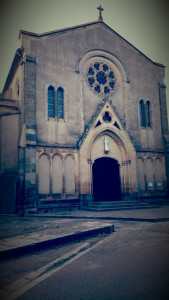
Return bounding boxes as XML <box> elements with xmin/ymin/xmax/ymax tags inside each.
<box><xmin>2</xmin><ymin>19</ymin><xmax>165</xmax><ymax>94</ymax></box>
<box><xmin>19</xmin><ymin>20</ymin><xmax>164</xmax><ymax>68</ymax></box>
<box><xmin>2</xmin><ymin>48</ymin><xmax>23</xmax><ymax>93</ymax></box>
<box><xmin>0</xmin><ymin>99</ymin><xmax>19</xmax><ymax>116</ymax></box>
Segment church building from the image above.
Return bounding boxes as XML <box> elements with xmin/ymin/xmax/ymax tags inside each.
<box><xmin>0</xmin><ymin>7</ymin><xmax>169</xmax><ymax>213</ymax></box>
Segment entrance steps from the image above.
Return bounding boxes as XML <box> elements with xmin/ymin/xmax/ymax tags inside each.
<box><xmin>37</xmin><ymin>199</ymin><xmax>80</xmax><ymax>213</ymax></box>
<box><xmin>82</xmin><ymin>200</ymin><xmax>162</xmax><ymax>211</ymax></box>
<box><xmin>31</xmin><ymin>198</ymin><xmax>168</xmax><ymax>214</ymax></box>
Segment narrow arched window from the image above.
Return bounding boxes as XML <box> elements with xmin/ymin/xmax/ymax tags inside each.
<box><xmin>139</xmin><ymin>100</ymin><xmax>146</xmax><ymax>127</ymax></box>
<box><xmin>146</xmin><ymin>101</ymin><xmax>151</xmax><ymax>127</ymax></box>
<box><xmin>48</xmin><ymin>86</ymin><xmax>55</xmax><ymax>118</ymax></box>
<box><xmin>57</xmin><ymin>87</ymin><xmax>64</xmax><ymax>119</ymax></box>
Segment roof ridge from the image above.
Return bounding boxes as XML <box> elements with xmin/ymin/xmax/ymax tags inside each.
<box><xmin>19</xmin><ymin>20</ymin><xmax>102</xmax><ymax>38</ymax></box>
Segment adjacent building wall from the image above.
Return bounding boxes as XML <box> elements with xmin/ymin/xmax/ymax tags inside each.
<box><xmin>0</xmin><ymin>113</ymin><xmax>19</xmax><ymax>213</ymax></box>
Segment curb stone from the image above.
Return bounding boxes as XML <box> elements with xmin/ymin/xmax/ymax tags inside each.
<box><xmin>0</xmin><ymin>223</ymin><xmax>114</xmax><ymax>259</ymax></box>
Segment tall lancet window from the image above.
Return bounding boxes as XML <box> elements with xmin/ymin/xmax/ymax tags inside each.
<box><xmin>57</xmin><ymin>87</ymin><xmax>64</xmax><ymax>119</ymax></box>
<box><xmin>139</xmin><ymin>100</ymin><xmax>146</xmax><ymax>127</ymax></box>
<box><xmin>146</xmin><ymin>100</ymin><xmax>151</xmax><ymax>127</ymax></box>
<box><xmin>48</xmin><ymin>86</ymin><xmax>55</xmax><ymax>118</ymax></box>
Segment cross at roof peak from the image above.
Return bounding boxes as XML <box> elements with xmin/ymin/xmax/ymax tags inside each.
<box><xmin>97</xmin><ymin>5</ymin><xmax>104</xmax><ymax>21</ymax></box>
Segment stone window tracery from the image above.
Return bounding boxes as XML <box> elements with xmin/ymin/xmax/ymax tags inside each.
<box><xmin>47</xmin><ymin>86</ymin><xmax>64</xmax><ymax>120</ymax></box>
<box><xmin>139</xmin><ymin>99</ymin><xmax>152</xmax><ymax>128</ymax></box>
<box><xmin>139</xmin><ymin>99</ymin><xmax>146</xmax><ymax>127</ymax></box>
<box><xmin>87</xmin><ymin>62</ymin><xmax>116</xmax><ymax>96</ymax></box>
<box><xmin>48</xmin><ymin>86</ymin><xmax>55</xmax><ymax>118</ymax></box>
<box><xmin>57</xmin><ymin>87</ymin><xmax>64</xmax><ymax>119</ymax></box>
<box><xmin>103</xmin><ymin>111</ymin><xmax>112</xmax><ymax>122</ymax></box>
<box><xmin>146</xmin><ymin>100</ymin><xmax>151</xmax><ymax>127</ymax></box>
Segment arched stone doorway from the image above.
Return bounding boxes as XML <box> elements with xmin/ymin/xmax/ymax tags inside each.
<box><xmin>92</xmin><ymin>157</ymin><xmax>121</xmax><ymax>201</ymax></box>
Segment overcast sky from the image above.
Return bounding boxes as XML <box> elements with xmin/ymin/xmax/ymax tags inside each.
<box><xmin>0</xmin><ymin>0</ymin><xmax>169</xmax><ymax>116</ymax></box>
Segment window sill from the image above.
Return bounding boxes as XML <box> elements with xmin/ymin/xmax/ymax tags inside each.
<box><xmin>47</xmin><ymin>117</ymin><xmax>65</xmax><ymax>122</ymax></box>
<box><xmin>140</xmin><ymin>126</ymin><xmax>152</xmax><ymax>130</ymax></box>
<box><xmin>48</xmin><ymin>117</ymin><xmax>56</xmax><ymax>122</ymax></box>
<box><xmin>58</xmin><ymin>118</ymin><xmax>64</xmax><ymax>122</ymax></box>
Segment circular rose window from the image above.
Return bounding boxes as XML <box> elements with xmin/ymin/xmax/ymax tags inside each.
<box><xmin>87</xmin><ymin>62</ymin><xmax>115</xmax><ymax>96</ymax></box>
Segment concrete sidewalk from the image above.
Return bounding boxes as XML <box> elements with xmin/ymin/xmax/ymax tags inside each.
<box><xmin>33</xmin><ymin>205</ymin><xmax>169</xmax><ymax>221</ymax></box>
<box><xmin>0</xmin><ymin>206</ymin><xmax>169</xmax><ymax>258</ymax></box>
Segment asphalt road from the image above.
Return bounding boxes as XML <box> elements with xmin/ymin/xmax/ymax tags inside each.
<box><xmin>15</xmin><ymin>221</ymin><xmax>169</xmax><ymax>300</ymax></box>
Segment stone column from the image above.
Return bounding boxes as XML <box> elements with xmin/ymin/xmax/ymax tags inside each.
<box><xmin>24</xmin><ymin>55</ymin><xmax>37</xmax><ymax>211</ymax></box>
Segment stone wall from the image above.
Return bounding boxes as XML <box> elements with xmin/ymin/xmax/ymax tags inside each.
<box><xmin>0</xmin><ymin>173</ymin><xmax>17</xmax><ymax>214</ymax></box>
<box><xmin>19</xmin><ymin>22</ymin><xmax>169</xmax><ymax>206</ymax></box>
<box><xmin>36</xmin><ymin>147</ymin><xmax>79</xmax><ymax>201</ymax></box>
<box><xmin>20</xmin><ymin>23</ymin><xmax>166</xmax><ymax>151</ymax></box>
<box><xmin>0</xmin><ymin>114</ymin><xmax>19</xmax><ymax>173</ymax></box>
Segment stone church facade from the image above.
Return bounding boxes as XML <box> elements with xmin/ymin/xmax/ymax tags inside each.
<box><xmin>0</xmin><ymin>14</ymin><xmax>169</xmax><ymax>213</ymax></box>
